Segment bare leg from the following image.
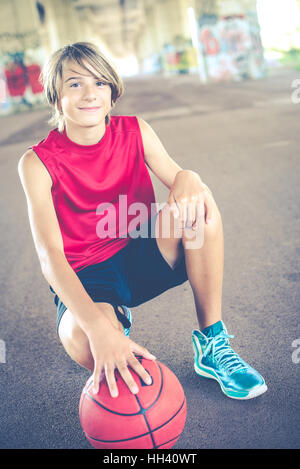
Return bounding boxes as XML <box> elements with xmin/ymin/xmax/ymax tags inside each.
<box><xmin>58</xmin><ymin>302</ymin><xmax>125</xmax><ymax>371</ymax></box>
<box><xmin>183</xmin><ymin>204</ymin><xmax>224</xmax><ymax>330</ymax></box>
<box><xmin>155</xmin><ymin>199</ymin><xmax>224</xmax><ymax>331</ymax></box>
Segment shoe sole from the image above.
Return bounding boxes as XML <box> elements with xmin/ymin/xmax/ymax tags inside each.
<box><xmin>194</xmin><ymin>362</ymin><xmax>268</xmax><ymax>400</ymax></box>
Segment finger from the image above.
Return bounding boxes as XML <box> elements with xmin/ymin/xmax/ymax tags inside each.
<box><xmin>129</xmin><ymin>341</ymin><xmax>156</xmax><ymax>360</ymax></box>
<box><xmin>170</xmin><ymin>201</ymin><xmax>180</xmax><ymax>219</ymax></box>
<box><xmin>168</xmin><ymin>193</ymin><xmax>180</xmax><ymax>218</ymax></box>
<box><xmin>105</xmin><ymin>363</ymin><xmax>119</xmax><ymax>398</ymax></box>
<box><xmin>186</xmin><ymin>200</ymin><xmax>196</xmax><ymax>228</ymax></box>
<box><xmin>117</xmin><ymin>361</ymin><xmax>140</xmax><ymax>395</ymax></box>
<box><xmin>205</xmin><ymin>196</ymin><xmax>213</xmax><ymax>224</ymax></box>
<box><xmin>92</xmin><ymin>361</ymin><xmax>103</xmax><ymax>394</ymax></box>
<box><xmin>178</xmin><ymin>200</ymin><xmax>187</xmax><ymax>227</ymax></box>
<box><xmin>193</xmin><ymin>201</ymin><xmax>205</xmax><ymax>230</ymax></box>
<box><xmin>128</xmin><ymin>355</ymin><xmax>153</xmax><ymax>386</ymax></box>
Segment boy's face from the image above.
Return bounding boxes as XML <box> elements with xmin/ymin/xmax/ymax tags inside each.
<box><xmin>59</xmin><ymin>59</ymin><xmax>112</xmax><ymax>130</ymax></box>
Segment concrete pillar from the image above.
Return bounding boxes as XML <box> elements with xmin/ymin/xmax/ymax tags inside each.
<box><xmin>0</xmin><ymin>0</ymin><xmax>46</xmax><ymax>115</ymax></box>
<box><xmin>0</xmin><ymin>0</ymin><xmax>41</xmax><ymax>54</ymax></box>
<box><xmin>194</xmin><ymin>0</ymin><xmax>265</xmax><ymax>81</ymax></box>
<box><xmin>137</xmin><ymin>0</ymin><xmax>199</xmax><ymax>75</ymax></box>
<box><xmin>38</xmin><ymin>0</ymin><xmax>84</xmax><ymax>54</ymax></box>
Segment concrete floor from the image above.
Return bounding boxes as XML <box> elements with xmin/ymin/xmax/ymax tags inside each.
<box><xmin>0</xmin><ymin>67</ymin><xmax>299</xmax><ymax>449</ymax></box>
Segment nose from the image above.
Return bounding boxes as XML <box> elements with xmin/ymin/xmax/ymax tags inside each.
<box><xmin>82</xmin><ymin>83</ymin><xmax>97</xmax><ymax>102</ymax></box>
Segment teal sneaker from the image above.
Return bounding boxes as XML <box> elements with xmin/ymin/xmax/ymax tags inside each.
<box><xmin>192</xmin><ymin>322</ymin><xmax>267</xmax><ymax>399</ymax></box>
<box><xmin>120</xmin><ymin>305</ymin><xmax>132</xmax><ymax>337</ymax></box>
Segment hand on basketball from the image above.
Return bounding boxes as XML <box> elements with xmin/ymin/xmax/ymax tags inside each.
<box><xmin>168</xmin><ymin>170</ymin><xmax>214</xmax><ymax>229</ymax></box>
<box><xmin>87</xmin><ymin>319</ymin><xmax>156</xmax><ymax>398</ymax></box>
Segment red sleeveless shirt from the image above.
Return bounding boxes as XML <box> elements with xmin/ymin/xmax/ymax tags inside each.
<box><xmin>31</xmin><ymin>116</ymin><xmax>156</xmax><ymax>273</ymax></box>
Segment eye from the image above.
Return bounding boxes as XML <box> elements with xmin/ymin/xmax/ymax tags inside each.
<box><xmin>70</xmin><ymin>82</ymin><xmax>80</xmax><ymax>88</ymax></box>
<box><xmin>96</xmin><ymin>81</ymin><xmax>105</xmax><ymax>87</ymax></box>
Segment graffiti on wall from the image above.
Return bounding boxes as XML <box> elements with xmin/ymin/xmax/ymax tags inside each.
<box><xmin>162</xmin><ymin>43</ymin><xmax>198</xmax><ymax>75</ymax></box>
<box><xmin>141</xmin><ymin>14</ymin><xmax>264</xmax><ymax>81</ymax></box>
<box><xmin>142</xmin><ymin>52</ymin><xmax>163</xmax><ymax>75</ymax></box>
<box><xmin>142</xmin><ymin>37</ymin><xmax>198</xmax><ymax>76</ymax></box>
<box><xmin>0</xmin><ymin>49</ymin><xmax>45</xmax><ymax>115</ymax></box>
<box><xmin>162</xmin><ymin>37</ymin><xmax>198</xmax><ymax>74</ymax></box>
<box><xmin>198</xmin><ymin>13</ymin><xmax>265</xmax><ymax>81</ymax></box>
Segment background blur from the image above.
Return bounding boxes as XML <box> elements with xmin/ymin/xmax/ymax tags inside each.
<box><xmin>1</xmin><ymin>0</ymin><xmax>300</xmax><ymax>115</ymax></box>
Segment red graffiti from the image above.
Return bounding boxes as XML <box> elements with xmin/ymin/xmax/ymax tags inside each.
<box><xmin>165</xmin><ymin>52</ymin><xmax>180</xmax><ymax>66</ymax></box>
<box><xmin>201</xmin><ymin>28</ymin><xmax>220</xmax><ymax>56</ymax></box>
<box><xmin>5</xmin><ymin>65</ymin><xmax>26</xmax><ymax>97</ymax></box>
<box><xmin>4</xmin><ymin>63</ymin><xmax>43</xmax><ymax>97</ymax></box>
<box><xmin>27</xmin><ymin>64</ymin><xmax>43</xmax><ymax>94</ymax></box>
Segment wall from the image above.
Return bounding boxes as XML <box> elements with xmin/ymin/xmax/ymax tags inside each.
<box><xmin>195</xmin><ymin>0</ymin><xmax>265</xmax><ymax>81</ymax></box>
<box><xmin>137</xmin><ymin>0</ymin><xmax>264</xmax><ymax>79</ymax></box>
<box><xmin>198</xmin><ymin>12</ymin><xmax>265</xmax><ymax>81</ymax></box>
<box><xmin>0</xmin><ymin>0</ymin><xmax>46</xmax><ymax>115</ymax></box>
<box><xmin>138</xmin><ymin>0</ymin><xmax>199</xmax><ymax>75</ymax></box>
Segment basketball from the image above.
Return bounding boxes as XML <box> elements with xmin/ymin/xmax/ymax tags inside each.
<box><xmin>79</xmin><ymin>358</ymin><xmax>187</xmax><ymax>449</ymax></box>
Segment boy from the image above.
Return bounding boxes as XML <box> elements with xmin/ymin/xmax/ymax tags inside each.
<box><xmin>18</xmin><ymin>42</ymin><xmax>267</xmax><ymax>400</ymax></box>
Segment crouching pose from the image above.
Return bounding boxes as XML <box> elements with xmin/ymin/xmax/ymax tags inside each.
<box><xmin>18</xmin><ymin>42</ymin><xmax>267</xmax><ymax>400</ymax></box>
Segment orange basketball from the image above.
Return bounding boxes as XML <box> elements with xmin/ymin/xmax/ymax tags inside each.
<box><xmin>79</xmin><ymin>358</ymin><xmax>187</xmax><ymax>449</ymax></box>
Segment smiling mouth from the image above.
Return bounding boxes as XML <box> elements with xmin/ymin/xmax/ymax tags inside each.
<box><xmin>79</xmin><ymin>107</ymin><xmax>101</xmax><ymax>111</ymax></box>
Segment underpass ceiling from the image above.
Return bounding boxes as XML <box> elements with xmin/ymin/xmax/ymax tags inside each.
<box><xmin>72</xmin><ymin>0</ymin><xmax>146</xmax><ymax>56</ymax></box>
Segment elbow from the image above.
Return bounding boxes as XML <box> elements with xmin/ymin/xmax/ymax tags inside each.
<box><xmin>39</xmin><ymin>247</ymin><xmax>65</xmax><ymax>277</ymax></box>
<box><xmin>40</xmin><ymin>257</ymin><xmax>49</xmax><ymax>277</ymax></box>
<box><xmin>40</xmin><ymin>255</ymin><xmax>51</xmax><ymax>279</ymax></box>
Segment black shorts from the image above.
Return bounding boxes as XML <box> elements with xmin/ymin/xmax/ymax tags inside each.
<box><xmin>50</xmin><ymin>209</ymin><xmax>188</xmax><ymax>333</ymax></box>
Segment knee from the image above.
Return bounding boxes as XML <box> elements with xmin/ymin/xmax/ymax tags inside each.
<box><xmin>182</xmin><ymin>201</ymin><xmax>223</xmax><ymax>246</ymax></box>
<box><xmin>58</xmin><ymin>311</ymin><xmax>93</xmax><ymax>370</ymax></box>
<box><xmin>204</xmin><ymin>202</ymin><xmax>223</xmax><ymax>240</ymax></box>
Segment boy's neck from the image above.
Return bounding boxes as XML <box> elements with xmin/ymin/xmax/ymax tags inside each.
<box><xmin>64</xmin><ymin>121</ymin><xmax>106</xmax><ymax>146</ymax></box>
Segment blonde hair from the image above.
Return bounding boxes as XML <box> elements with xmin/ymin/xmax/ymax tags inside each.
<box><xmin>40</xmin><ymin>42</ymin><xmax>124</xmax><ymax>132</ymax></box>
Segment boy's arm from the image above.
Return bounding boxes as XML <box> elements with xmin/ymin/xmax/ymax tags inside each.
<box><xmin>137</xmin><ymin>117</ymin><xmax>214</xmax><ymax>225</ymax></box>
<box><xmin>17</xmin><ymin>149</ymin><xmax>101</xmax><ymax>332</ymax></box>
<box><xmin>18</xmin><ymin>150</ymin><xmax>155</xmax><ymax>395</ymax></box>
<box><xmin>137</xmin><ymin>117</ymin><xmax>184</xmax><ymax>189</ymax></box>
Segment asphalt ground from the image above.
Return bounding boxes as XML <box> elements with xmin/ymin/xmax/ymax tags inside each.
<box><xmin>0</xmin><ymin>67</ymin><xmax>299</xmax><ymax>451</ymax></box>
